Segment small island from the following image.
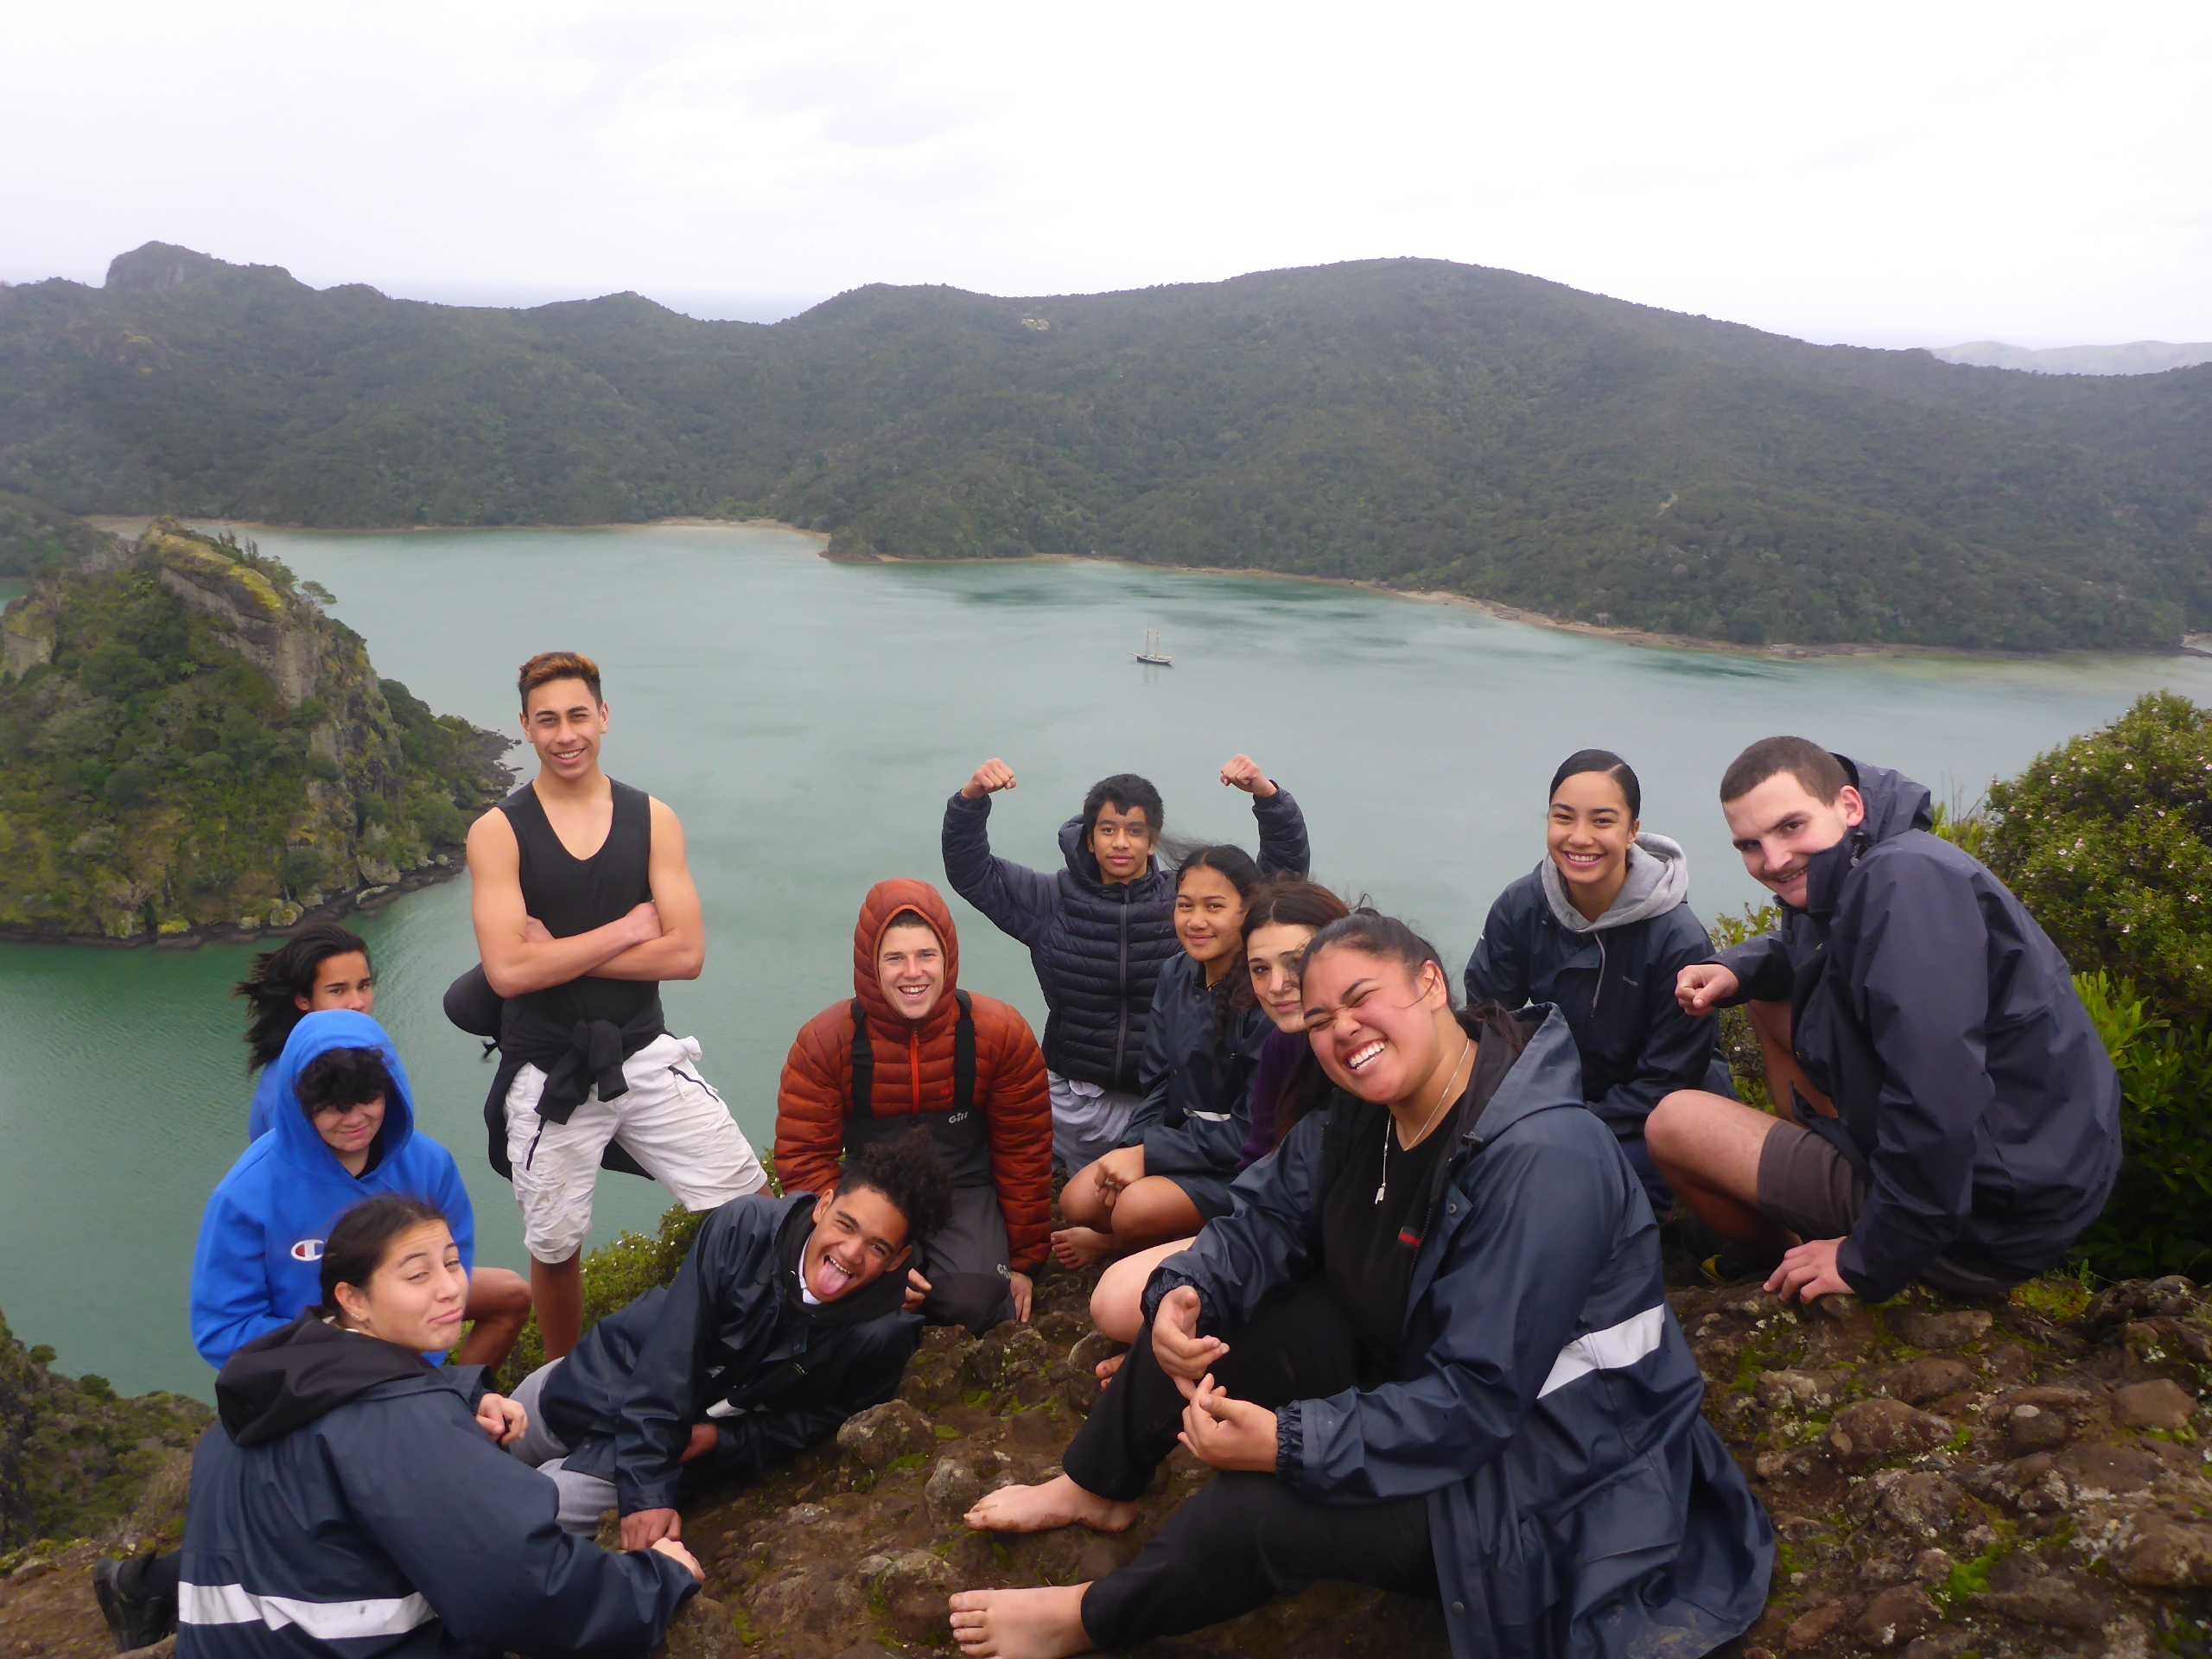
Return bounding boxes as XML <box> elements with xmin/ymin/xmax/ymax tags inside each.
<box><xmin>0</xmin><ymin>513</ymin><xmax>510</xmax><ymax>944</ymax></box>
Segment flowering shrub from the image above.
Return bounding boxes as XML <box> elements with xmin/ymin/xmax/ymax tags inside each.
<box><xmin>1983</xmin><ymin>691</ymin><xmax>2212</xmax><ymax>1026</ymax></box>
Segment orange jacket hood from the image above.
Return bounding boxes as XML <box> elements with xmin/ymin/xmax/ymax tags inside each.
<box><xmin>852</xmin><ymin>879</ymin><xmax>963</xmax><ymax>1039</ymax></box>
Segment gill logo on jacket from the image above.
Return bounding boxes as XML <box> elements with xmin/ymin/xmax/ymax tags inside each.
<box><xmin>944</xmin><ymin>1111</ymin><xmax>970</xmax><ymax>1125</ymax></box>
<box><xmin>290</xmin><ymin>1238</ymin><xmax>326</xmax><ymax>1262</ymax></box>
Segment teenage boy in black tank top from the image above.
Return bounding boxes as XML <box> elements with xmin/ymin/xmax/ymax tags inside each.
<box><xmin>467</xmin><ymin>652</ymin><xmax>766</xmax><ymax>1359</ymax></box>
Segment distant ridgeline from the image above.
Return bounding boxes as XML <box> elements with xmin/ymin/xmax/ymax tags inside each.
<box><xmin>2</xmin><ymin>242</ymin><xmax>2209</xmax><ymax>651</ymax></box>
<box><xmin>0</xmin><ymin>514</ymin><xmax>511</xmax><ymax>943</ymax></box>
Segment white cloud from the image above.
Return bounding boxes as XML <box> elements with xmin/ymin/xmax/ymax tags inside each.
<box><xmin>3</xmin><ymin>0</ymin><xmax>2205</xmax><ymax>346</ymax></box>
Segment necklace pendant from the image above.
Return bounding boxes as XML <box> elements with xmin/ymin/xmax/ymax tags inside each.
<box><xmin>1374</xmin><ymin>1182</ymin><xmax>1387</xmax><ymax>1205</ymax></box>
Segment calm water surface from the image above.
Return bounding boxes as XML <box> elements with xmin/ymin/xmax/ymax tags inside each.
<box><xmin>7</xmin><ymin>525</ymin><xmax>2210</xmax><ymax>1395</ymax></box>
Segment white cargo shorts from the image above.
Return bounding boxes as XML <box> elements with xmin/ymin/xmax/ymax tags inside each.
<box><xmin>1046</xmin><ymin>1071</ymin><xmax>1143</xmax><ymax>1175</ymax></box>
<box><xmin>505</xmin><ymin>1033</ymin><xmax>767</xmax><ymax>1262</ymax></box>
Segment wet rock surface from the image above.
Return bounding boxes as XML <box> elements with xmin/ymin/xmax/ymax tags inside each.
<box><xmin>16</xmin><ymin>1272</ymin><xmax>2212</xmax><ymax>1656</ymax></box>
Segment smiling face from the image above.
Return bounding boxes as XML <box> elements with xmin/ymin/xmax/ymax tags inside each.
<box><xmin>332</xmin><ymin>1221</ymin><xmax>467</xmax><ymax>1353</ymax></box>
<box><xmin>1723</xmin><ymin>773</ymin><xmax>1866</xmax><ymax>911</ymax></box>
<box><xmin>1174</xmin><ymin>865</ymin><xmax>1249</xmax><ymax>982</ymax></box>
<box><xmin>314</xmin><ymin>1093</ymin><xmax>386</xmax><ymax>1173</ymax></box>
<box><xmin>1548</xmin><ymin>772</ymin><xmax>1638</xmax><ymax>916</ymax></box>
<box><xmin>1089</xmin><ymin>802</ymin><xmax>1156</xmax><ymax>886</ymax></box>
<box><xmin>1300</xmin><ymin>944</ymin><xmax>1454</xmax><ymax>1106</ymax></box>
<box><xmin>1245</xmin><ymin>921</ymin><xmax>1319</xmax><ymax>1033</ymax></box>
<box><xmin>296</xmin><ymin>950</ymin><xmax>376</xmax><ymax>1017</ymax></box>
<box><xmin>877</xmin><ymin>922</ymin><xmax>947</xmax><ymax>1025</ymax></box>
<box><xmin>522</xmin><ymin>677</ymin><xmax>607</xmax><ymax>785</ymax></box>
<box><xmin>802</xmin><ymin>1184</ymin><xmax>913</xmax><ymax>1302</ymax></box>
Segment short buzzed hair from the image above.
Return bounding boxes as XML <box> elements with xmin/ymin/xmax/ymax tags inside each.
<box><xmin>1720</xmin><ymin>737</ymin><xmax>1850</xmax><ymax>805</ymax></box>
<box><xmin>518</xmin><ymin>651</ymin><xmax>602</xmax><ymax>711</ymax></box>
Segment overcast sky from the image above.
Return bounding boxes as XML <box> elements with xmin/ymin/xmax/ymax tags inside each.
<box><xmin>6</xmin><ymin>0</ymin><xmax>2206</xmax><ymax>348</ymax></box>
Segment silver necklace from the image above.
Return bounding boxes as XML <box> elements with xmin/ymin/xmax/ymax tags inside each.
<box><xmin>1376</xmin><ymin>1039</ymin><xmax>1476</xmax><ymax>1205</ymax></box>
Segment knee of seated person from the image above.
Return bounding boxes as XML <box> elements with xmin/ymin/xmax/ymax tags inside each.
<box><xmin>1643</xmin><ymin>1093</ymin><xmax>1700</xmax><ymax>1160</ymax></box>
<box><xmin>1113</xmin><ymin>1180</ymin><xmax>1192</xmax><ymax>1236</ymax></box>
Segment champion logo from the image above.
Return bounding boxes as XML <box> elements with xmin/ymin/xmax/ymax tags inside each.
<box><xmin>290</xmin><ymin>1238</ymin><xmax>326</xmax><ymax>1262</ymax></box>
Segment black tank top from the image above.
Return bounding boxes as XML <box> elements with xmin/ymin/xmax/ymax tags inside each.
<box><xmin>498</xmin><ymin>779</ymin><xmax>662</xmax><ymax>1031</ymax></box>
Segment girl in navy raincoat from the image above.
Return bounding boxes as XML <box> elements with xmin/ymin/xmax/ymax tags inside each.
<box><xmin>1464</xmin><ymin>749</ymin><xmax>1734</xmax><ymax>1213</ymax></box>
<box><xmin>178</xmin><ymin>1196</ymin><xmax>699</xmax><ymax>1658</ymax></box>
<box><xmin>951</xmin><ymin>912</ymin><xmax>1770</xmax><ymax>1659</ymax></box>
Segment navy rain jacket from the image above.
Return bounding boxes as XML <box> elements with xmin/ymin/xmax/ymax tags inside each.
<box><xmin>1146</xmin><ymin>1010</ymin><xmax>1773</xmax><ymax>1659</ymax></box>
<box><xmin>1465</xmin><ymin>834</ymin><xmax>1733</xmax><ymax>1142</ymax></box>
<box><xmin>942</xmin><ymin>785</ymin><xmax>1308</xmax><ymax>1091</ymax></box>
<box><xmin>1120</xmin><ymin>952</ymin><xmax>1270</xmax><ymax>1179</ymax></box>
<box><xmin>1713</xmin><ymin>758</ymin><xmax>2121</xmax><ymax>1302</ymax></box>
<box><xmin>179</xmin><ymin>1317</ymin><xmax>693</xmax><ymax>1659</ymax></box>
<box><xmin>542</xmin><ymin>1192</ymin><xmax>921</xmax><ymax>1516</ymax></box>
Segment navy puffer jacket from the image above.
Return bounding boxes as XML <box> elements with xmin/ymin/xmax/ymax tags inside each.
<box><xmin>942</xmin><ymin>786</ymin><xmax>1309</xmax><ymax>1090</ymax></box>
<box><xmin>1713</xmin><ymin>758</ymin><xmax>2122</xmax><ymax>1302</ymax></box>
<box><xmin>1145</xmin><ymin>1010</ymin><xmax>1773</xmax><ymax>1659</ymax></box>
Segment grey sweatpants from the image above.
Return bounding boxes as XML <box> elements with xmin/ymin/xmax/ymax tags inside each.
<box><xmin>506</xmin><ymin>1361</ymin><xmax>618</xmax><ymax>1536</ymax></box>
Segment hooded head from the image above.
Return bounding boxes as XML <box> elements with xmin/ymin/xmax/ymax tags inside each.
<box><xmin>265</xmin><ymin>1010</ymin><xmax>417</xmax><ymax>1175</ymax></box>
<box><xmin>1540</xmin><ymin>832</ymin><xmax>1692</xmax><ymax>934</ymax></box>
<box><xmin>852</xmin><ymin>880</ymin><xmax>963</xmax><ymax>1034</ymax></box>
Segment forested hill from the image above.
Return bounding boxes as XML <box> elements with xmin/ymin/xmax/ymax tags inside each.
<box><xmin>3</xmin><ymin>241</ymin><xmax>2208</xmax><ymax>651</ymax></box>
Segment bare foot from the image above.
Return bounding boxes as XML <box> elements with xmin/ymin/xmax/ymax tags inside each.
<box><xmin>966</xmin><ymin>1473</ymin><xmax>1140</xmax><ymax>1535</ymax></box>
<box><xmin>1050</xmin><ymin>1227</ymin><xmax>1120</xmax><ymax>1270</ymax></box>
<box><xmin>949</xmin><ymin>1585</ymin><xmax>1096</xmax><ymax>1658</ymax></box>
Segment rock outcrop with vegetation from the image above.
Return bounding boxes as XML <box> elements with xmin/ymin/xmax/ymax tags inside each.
<box><xmin>3</xmin><ymin>243</ymin><xmax>2207</xmax><ymax>650</ymax></box>
<box><xmin>0</xmin><ymin>517</ymin><xmax>510</xmax><ymax>942</ymax></box>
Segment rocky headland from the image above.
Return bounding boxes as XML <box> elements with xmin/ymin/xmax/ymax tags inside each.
<box><xmin>0</xmin><ymin>515</ymin><xmax>511</xmax><ymax>944</ymax></box>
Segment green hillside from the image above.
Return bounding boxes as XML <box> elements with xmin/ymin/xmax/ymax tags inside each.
<box><xmin>0</xmin><ymin>515</ymin><xmax>509</xmax><ymax>941</ymax></box>
<box><xmin>2</xmin><ymin>242</ymin><xmax>2207</xmax><ymax>650</ymax></box>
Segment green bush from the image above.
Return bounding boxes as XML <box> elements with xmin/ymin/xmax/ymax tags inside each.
<box><xmin>2067</xmin><ymin>970</ymin><xmax>2212</xmax><ymax>1281</ymax></box>
<box><xmin>1706</xmin><ymin>903</ymin><xmax>1780</xmax><ymax>1111</ymax></box>
<box><xmin>1983</xmin><ymin>691</ymin><xmax>2212</xmax><ymax>1026</ymax></box>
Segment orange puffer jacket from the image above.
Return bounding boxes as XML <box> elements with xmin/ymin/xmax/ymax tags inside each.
<box><xmin>775</xmin><ymin>879</ymin><xmax>1054</xmax><ymax>1274</ymax></box>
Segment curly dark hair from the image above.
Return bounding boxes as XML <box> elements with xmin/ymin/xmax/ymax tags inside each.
<box><xmin>296</xmin><ymin>1046</ymin><xmax>397</xmax><ymax>1118</ymax></box>
<box><xmin>836</xmin><ymin>1127</ymin><xmax>957</xmax><ymax>1245</ymax></box>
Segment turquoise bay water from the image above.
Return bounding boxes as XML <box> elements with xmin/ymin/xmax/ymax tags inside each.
<box><xmin>6</xmin><ymin>524</ymin><xmax>2210</xmax><ymax>1396</ymax></box>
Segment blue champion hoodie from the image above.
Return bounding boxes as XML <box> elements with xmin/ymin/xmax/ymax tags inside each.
<box><xmin>191</xmin><ymin>1011</ymin><xmax>477</xmax><ymax>1370</ymax></box>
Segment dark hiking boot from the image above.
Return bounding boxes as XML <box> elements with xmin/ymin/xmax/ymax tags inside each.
<box><xmin>93</xmin><ymin>1555</ymin><xmax>177</xmax><ymax>1653</ymax></box>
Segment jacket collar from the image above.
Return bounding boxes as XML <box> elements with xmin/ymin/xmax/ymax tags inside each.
<box><xmin>1056</xmin><ymin>815</ymin><xmax>1161</xmax><ymax>897</ymax></box>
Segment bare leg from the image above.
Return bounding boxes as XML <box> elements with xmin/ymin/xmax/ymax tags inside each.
<box><xmin>948</xmin><ymin>1585</ymin><xmax>1096</xmax><ymax>1658</ymax></box>
<box><xmin>531</xmin><ymin>1253</ymin><xmax>585</xmax><ymax>1361</ymax></box>
<box><xmin>1090</xmin><ymin>1241</ymin><xmax>1192</xmax><ymax>1344</ymax></box>
<box><xmin>1052</xmin><ymin>1160</ymin><xmax>1122</xmax><ymax>1269</ymax></box>
<box><xmin>1646</xmin><ymin>1090</ymin><xmax>1791</xmax><ymax>1256</ymax></box>
<box><xmin>454</xmin><ymin>1267</ymin><xmax>533</xmax><ymax>1370</ymax></box>
<box><xmin>1096</xmin><ymin>1179</ymin><xmax>1205</xmax><ymax>1253</ymax></box>
<box><xmin>967</xmin><ymin>1473</ymin><xmax>1141</xmax><ymax>1535</ymax></box>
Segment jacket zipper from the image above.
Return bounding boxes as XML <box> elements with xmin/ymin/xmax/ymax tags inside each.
<box><xmin>1111</xmin><ymin>893</ymin><xmax>1130</xmax><ymax>1087</ymax></box>
<box><xmin>908</xmin><ymin>1030</ymin><xmax>922</xmax><ymax>1116</ymax></box>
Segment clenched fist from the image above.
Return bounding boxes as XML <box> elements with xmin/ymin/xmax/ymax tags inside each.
<box><xmin>961</xmin><ymin>759</ymin><xmax>1019</xmax><ymax>800</ymax></box>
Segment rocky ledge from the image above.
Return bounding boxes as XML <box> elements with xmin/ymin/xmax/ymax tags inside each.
<box><xmin>11</xmin><ymin>1271</ymin><xmax>2212</xmax><ymax>1658</ymax></box>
